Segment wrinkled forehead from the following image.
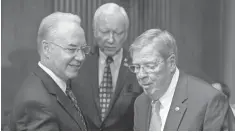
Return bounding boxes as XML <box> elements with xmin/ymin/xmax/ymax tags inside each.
<box><xmin>132</xmin><ymin>44</ymin><xmax>164</xmax><ymax>64</ymax></box>
<box><xmin>53</xmin><ymin>21</ymin><xmax>86</xmax><ymax>46</ymax></box>
<box><xmin>56</xmin><ymin>21</ymin><xmax>83</xmax><ymax>35</ymax></box>
<box><xmin>96</xmin><ymin>13</ymin><xmax>126</xmax><ymax>30</ymax></box>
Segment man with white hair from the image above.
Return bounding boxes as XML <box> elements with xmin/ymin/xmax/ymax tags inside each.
<box><xmin>130</xmin><ymin>28</ymin><xmax>230</xmax><ymax>130</ymax></box>
<box><xmin>9</xmin><ymin>12</ymin><xmax>90</xmax><ymax>130</ymax></box>
<box><xmin>72</xmin><ymin>3</ymin><xmax>142</xmax><ymax>131</ymax></box>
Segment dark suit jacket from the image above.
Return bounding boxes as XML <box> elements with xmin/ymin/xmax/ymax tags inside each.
<box><xmin>188</xmin><ymin>69</ymin><xmax>235</xmax><ymax>130</ymax></box>
<box><xmin>9</xmin><ymin>66</ymin><xmax>87</xmax><ymax>131</ymax></box>
<box><xmin>223</xmin><ymin>104</ymin><xmax>235</xmax><ymax>130</ymax></box>
<box><xmin>72</xmin><ymin>49</ymin><xmax>142</xmax><ymax>131</ymax></box>
<box><xmin>134</xmin><ymin>71</ymin><xmax>231</xmax><ymax>131</ymax></box>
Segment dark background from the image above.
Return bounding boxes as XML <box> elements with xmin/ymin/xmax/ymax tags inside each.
<box><xmin>2</xmin><ymin>0</ymin><xmax>235</xmax><ymax>128</ymax></box>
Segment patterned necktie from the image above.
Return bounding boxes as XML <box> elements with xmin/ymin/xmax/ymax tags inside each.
<box><xmin>149</xmin><ymin>100</ymin><xmax>162</xmax><ymax>131</ymax></box>
<box><xmin>66</xmin><ymin>83</ymin><xmax>87</xmax><ymax>130</ymax></box>
<box><xmin>99</xmin><ymin>56</ymin><xmax>113</xmax><ymax>121</ymax></box>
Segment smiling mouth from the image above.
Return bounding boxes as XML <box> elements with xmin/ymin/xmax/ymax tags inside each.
<box><xmin>69</xmin><ymin>62</ymin><xmax>82</xmax><ymax>69</ymax></box>
<box><xmin>70</xmin><ymin>64</ymin><xmax>80</xmax><ymax>67</ymax></box>
<box><xmin>141</xmin><ymin>83</ymin><xmax>152</xmax><ymax>87</ymax></box>
<box><xmin>105</xmin><ymin>47</ymin><xmax>116</xmax><ymax>49</ymax></box>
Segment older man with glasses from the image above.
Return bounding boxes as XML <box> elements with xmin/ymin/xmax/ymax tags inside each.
<box><xmin>129</xmin><ymin>28</ymin><xmax>230</xmax><ymax>131</ymax></box>
<box><xmin>9</xmin><ymin>12</ymin><xmax>89</xmax><ymax>131</ymax></box>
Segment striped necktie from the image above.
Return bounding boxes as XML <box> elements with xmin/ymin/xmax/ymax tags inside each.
<box><xmin>66</xmin><ymin>83</ymin><xmax>87</xmax><ymax>130</ymax></box>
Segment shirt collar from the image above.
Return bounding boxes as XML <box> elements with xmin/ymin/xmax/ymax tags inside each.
<box><xmin>38</xmin><ymin>62</ymin><xmax>67</xmax><ymax>93</ymax></box>
<box><xmin>159</xmin><ymin>68</ymin><xmax>180</xmax><ymax>107</ymax></box>
<box><xmin>99</xmin><ymin>48</ymin><xmax>123</xmax><ymax>65</ymax></box>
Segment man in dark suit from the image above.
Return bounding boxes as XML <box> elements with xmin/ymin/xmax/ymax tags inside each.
<box><xmin>72</xmin><ymin>3</ymin><xmax>142</xmax><ymax>131</ymax></box>
<box><xmin>187</xmin><ymin>70</ymin><xmax>235</xmax><ymax>130</ymax></box>
<box><xmin>129</xmin><ymin>28</ymin><xmax>230</xmax><ymax>131</ymax></box>
<box><xmin>9</xmin><ymin>12</ymin><xmax>90</xmax><ymax>130</ymax></box>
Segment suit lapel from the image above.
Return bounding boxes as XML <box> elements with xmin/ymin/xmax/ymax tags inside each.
<box><xmin>87</xmin><ymin>54</ymin><xmax>103</xmax><ymax>126</ymax></box>
<box><xmin>55</xmin><ymin>88</ymin><xmax>86</xmax><ymax>130</ymax></box>
<box><xmin>141</xmin><ymin>94</ymin><xmax>152</xmax><ymax>130</ymax></box>
<box><xmin>164</xmin><ymin>72</ymin><xmax>188</xmax><ymax>131</ymax></box>
<box><xmin>33</xmin><ymin>65</ymin><xmax>84</xmax><ymax>130</ymax></box>
<box><xmin>90</xmin><ymin>54</ymin><xmax>100</xmax><ymax>113</ymax></box>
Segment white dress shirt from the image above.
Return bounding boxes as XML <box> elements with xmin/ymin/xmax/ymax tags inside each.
<box><xmin>150</xmin><ymin>68</ymin><xmax>180</xmax><ymax>131</ymax></box>
<box><xmin>98</xmin><ymin>49</ymin><xmax>123</xmax><ymax>91</ymax></box>
<box><xmin>38</xmin><ymin>62</ymin><xmax>67</xmax><ymax>94</ymax></box>
<box><xmin>231</xmin><ymin>104</ymin><xmax>235</xmax><ymax>116</ymax></box>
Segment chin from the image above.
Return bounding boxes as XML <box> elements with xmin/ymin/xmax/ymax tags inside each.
<box><xmin>103</xmin><ymin>51</ymin><xmax>116</xmax><ymax>56</ymax></box>
<box><xmin>143</xmin><ymin>86</ymin><xmax>152</xmax><ymax>94</ymax></box>
<box><xmin>70</xmin><ymin>65</ymin><xmax>82</xmax><ymax>72</ymax></box>
<box><xmin>103</xmin><ymin>48</ymin><xmax>122</xmax><ymax>56</ymax></box>
<box><xmin>67</xmin><ymin>72</ymin><xmax>78</xmax><ymax>79</ymax></box>
<box><xmin>143</xmin><ymin>85</ymin><xmax>158</xmax><ymax>95</ymax></box>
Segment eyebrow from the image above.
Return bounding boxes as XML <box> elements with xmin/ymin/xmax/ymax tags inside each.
<box><xmin>68</xmin><ymin>43</ymin><xmax>77</xmax><ymax>47</ymax></box>
<box><xmin>68</xmin><ymin>43</ymin><xmax>87</xmax><ymax>47</ymax></box>
<box><xmin>98</xmin><ymin>28</ymin><xmax>108</xmax><ymax>32</ymax></box>
<box><xmin>99</xmin><ymin>27</ymin><xmax>124</xmax><ymax>32</ymax></box>
<box><xmin>114</xmin><ymin>28</ymin><xmax>124</xmax><ymax>32</ymax></box>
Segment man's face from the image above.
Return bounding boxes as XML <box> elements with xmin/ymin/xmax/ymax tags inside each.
<box><xmin>94</xmin><ymin>13</ymin><xmax>127</xmax><ymax>56</ymax></box>
<box><xmin>47</xmin><ymin>22</ymin><xmax>87</xmax><ymax>81</ymax></box>
<box><xmin>132</xmin><ymin>44</ymin><xmax>174</xmax><ymax>99</ymax></box>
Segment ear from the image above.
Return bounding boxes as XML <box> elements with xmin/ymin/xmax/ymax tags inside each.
<box><xmin>123</xmin><ymin>30</ymin><xmax>128</xmax><ymax>43</ymax></box>
<box><xmin>42</xmin><ymin>40</ymin><xmax>51</xmax><ymax>58</ymax></box>
<box><xmin>93</xmin><ymin>30</ymin><xmax>97</xmax><ymax>38</ymax></box>
<box><xmin>168</xmin><ymin>54</ymin><xmax>176</xmax><ymax>72</ymax></box>
<box><xmin>93</xmin><ymin>26</ymin><xmax>98</xmax><ymax>39</ymax></box>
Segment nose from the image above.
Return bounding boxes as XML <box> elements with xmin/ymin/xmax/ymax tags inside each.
<box><xmin>74</xmin><ymin>49</ymin><xmax>85</xmax><ymax>61</ymax></box>
<box><xmin>137</xmin><ymin>67</ymin><xmax>148</xmax><ymax>79</ymax></box>
<box><xmin>107</xmin><ymin>32</ymin><xmax>114</xmax><ymax>44</ymax></box>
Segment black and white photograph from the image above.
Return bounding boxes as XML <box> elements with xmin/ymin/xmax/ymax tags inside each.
<box><xmin>1</xmin><ymin>0</ymin><xmax>235</xmax><ymax>131</ymax></box>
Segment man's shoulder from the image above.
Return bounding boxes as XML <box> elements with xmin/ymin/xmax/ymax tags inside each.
<box><xmin>14</xmin><ymin>73</ymin><xmax>52</xmax><ymax>106</ymax></box>
<box><xmin>186</xmin><ymin>73</ymin><xmax>212</xmax><ymax>87</ymax></box>
<box><xmin>182</xmin><ymin>72</ymin><xmax>225</xmax><ymax>99</ymax></box>
<box><xmin>84</xmin><ymin>53</ymin><xmax>98</xmax><ymax>63</ymax></box>
<box><xmin>135</xmin><ymin>93</ymin><xmax>149</xmax><ymax>106</ymax></box>
<box><xmin>80</xmin><ymin>54</ymin><xmax>98</xmax><ymax>70</ymax></box>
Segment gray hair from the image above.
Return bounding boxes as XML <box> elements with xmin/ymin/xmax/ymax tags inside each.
<box><xmin>129</xmin><ymin>29</ymin><xmax>178</xmax><ymax>62</ymax></box>
<box><xmin>93</xmin><ymin>3</ymin><xmax>129</xmax><ymax>31</ymax></box>
<box><xmin>37</xmin><ymin>12</ymin><xmax>81</xmax><ymax>54</ymax></box>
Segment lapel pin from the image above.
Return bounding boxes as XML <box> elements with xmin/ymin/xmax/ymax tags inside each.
<box><xmin>123</xmin><ymin>58</ymin><xmax>129</xmax><ymax>67</ymax></box>
<box><xmin>124</xmin><ymin>63</ymin><xmax>129</xmax><ymax>67</ymax></box>
<box><xmin>175</xmin><ymin>106</ymin><xmax>180</xmax><ymax>111</ymax></box>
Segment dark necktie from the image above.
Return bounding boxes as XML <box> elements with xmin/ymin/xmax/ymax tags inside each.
<box><xmin>99</xmin><ymin>56</ymin><xmax>113</xmax><ymax>121</ymax></box>
<box><xmin>149</xmin><ymin>100</ymin><xmax>162</xmax><ymax>131</ymax></box>
<box><xmin>66</xmin><ymin>83</ymin><xmax>87</xmax><ymax>130</ymax></box>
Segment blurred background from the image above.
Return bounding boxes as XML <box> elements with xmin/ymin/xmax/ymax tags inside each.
<box><xmin>2</xmin><ymin>0</ymin><xmax>235</xmax><ymax>128</ymax></box>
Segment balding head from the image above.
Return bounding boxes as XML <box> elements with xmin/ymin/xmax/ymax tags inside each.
<box><xmin>37</xmin><ymin>12</ymin><xmax>81</xmax><ymax>55</ymax></box>
<box><xmin>93</xmin><ymin>3</ymin><xmax>129</xmax><ymax>56</ymax></box>
<box><xmin>93</xmin><ymin>3</ymin><xmax>129</xmax><ymax>31</ymax></box>
<box><xmin>36</xmin><ymin>12</ymin><xmax>87</xmax><ymax>81</ymax></box>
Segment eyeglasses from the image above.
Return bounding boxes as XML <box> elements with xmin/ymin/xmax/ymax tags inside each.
<box><xmin>49</xmin><ymin>42</ymin><xmax>91</xmax><ymax>55</ymax></box>
<box><xmin>128</xmin><ymin>60</ymin><xmax>164</xmax><ymax>73</ymax></box>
